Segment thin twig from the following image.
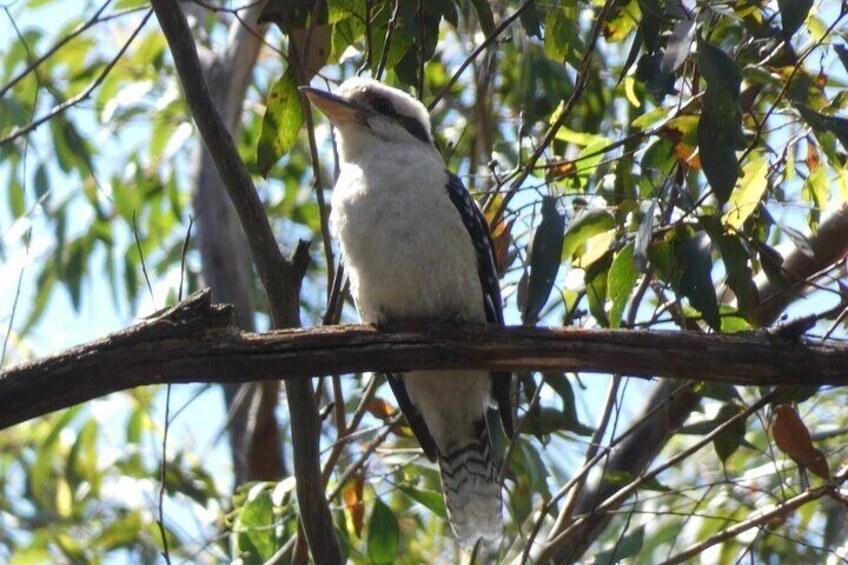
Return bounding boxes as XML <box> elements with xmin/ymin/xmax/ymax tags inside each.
<box><xmin>374</xmin><ymin>0</ymin><xmax>399</xmax><ymax>80</ymax></box>
<box><xmin>326</xmin><ymin>414</ymin><xmax>401</xmax><ymax>502</ymax></box>
<box><xmin>321</xmin><ymin>374</ymin><xmax>379</xmax><ymax>485</ymax></box>
<box><xmin>132</xmin><ymin>211</ymin><xmax>156</xmax><ymax>308</ymax></box>
<box><xmin>739</xmin><ymin>6</ymin><xmax>848</xmax><ymax>164</ymax></box>
<box><xmin>0</xmin><ymin>9</ymin><xmax>154</xmax><ymax>146</ymax></box>
<box><xmin>157</xmin><ymin>384</ymin><xmax>173</xmax><ymax>565</ymax></box>
<box><xmin>659</xmin><ymin>465</ymin><xmax>848</xmax><ymax>565</ymax></box>
<box><xmin>0</xmin><ymin>0</ymin><xmax>112</xmax><ymax>98</ymax></box>
<box><xmin>284</xmin><ymin>6</ymin><xmax>336</xmax><ymax>296</ymax></box>
<box><xmin>149</xmin><ymin>2</ymin><xmax>338</xmax><ymax>562</ymax></box>
<box><xmin>363</xmin><ymin>0</ymin><xmax>373</xmax><ymax>72</ymax></box>
<box><xmin>490</xmin><ymin>0</ymin><xmax>615</xmax><ymax>224</ymax></box>
<box><xmin>178</xmin><ymin>216</ymin><xmax>194</xmax><ymax>302</ymax></box>
<box><xmin>1</xmin><ymin>228</ymin><xmax>31</xmax><ymax>369</ymax></box>
<box><xmin>538</xmin><ymin>391</ymin><xmax>780</xmax><ymax>560</ymax></box>
<box><xmin>417</xmin><ymin>0</ymin><xmax>425</xmax><ymax>99</ymax></box>
<box><xmin>427</xmin><ymin>0</ymin><xmax>535</xmax><ymax>111</ymax></box>
<box><xmin>552</xmin><ymin>376</ymin><xmax>621</xmax><ymax>532</ymax></box>
<box><xmin>498</xmin><ymin>376</ymin><xmax>543</xmax><ymax>483</ymax></box>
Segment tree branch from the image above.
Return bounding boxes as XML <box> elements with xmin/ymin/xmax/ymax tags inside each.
<box><xmin>2</xmin><ymin>289</ymin><xmax>846</xmax><ymax>432</ymax></box>
<box><xmin>149</xmin><ymin>3</ymin><xmax>339</xmax><ymax>562</ymax></box>
<box><xmin>189</xmin><ymin>0</ymin><xmax>285</xmax><ymax>484</ymax></box>
<box><xmin>660</xmin><ymin>464</ymin><xmax>848</xmax><ymax>565</ymax></box>
<box><xmin>535</xmin><ymin>202</ymin><xmax>848</xmax><ymax>561</ymax></box>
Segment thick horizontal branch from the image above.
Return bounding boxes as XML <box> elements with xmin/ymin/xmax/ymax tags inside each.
<box><xmin>1</xmin><ymin>289</ymin><xmax>846</xmax><ymax>430</ymax></box>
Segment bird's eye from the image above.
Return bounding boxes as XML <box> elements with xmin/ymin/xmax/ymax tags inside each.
<box><xmin>371</xmin><ymin>96</ymin><xmax>394</xmax><ymax>115</ymax></box>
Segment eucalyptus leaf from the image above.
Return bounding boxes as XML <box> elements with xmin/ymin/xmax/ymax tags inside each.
<box><xmin>257</xmin><ymin>68</ymin><xmax>305</xmax><ymax>178</ymax></box>
<box><xmin>697</xmin><ymin>38</ymin><xmax>742</xmax><ymax>204</ymax></box>
<box><xmin>522</xmin><ymin>196</ymin><xmax>565</xmax><ymax>325</ymax></box>
<box><xmin>367</xmin><ymin>498</ymin><xmax>400</xmax><ymax>565</ymax></box>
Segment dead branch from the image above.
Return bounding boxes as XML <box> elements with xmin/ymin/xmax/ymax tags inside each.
<box><xmin>149</xmin><ymin>2</ymin><xmax>336</xmax><ymax>561</ymax></box>
<box><xmin>1</xmin><ymin>289</ymin><xmax>846</xmax><ymax>432</ymax></box>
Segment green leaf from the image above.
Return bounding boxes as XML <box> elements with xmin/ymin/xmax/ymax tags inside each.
<box><xmin>9</xmin><ymin>548</ymin><xmax>53</xmax><ymax>565</ymax></box>
<box><xmin>34</xmin><ymin>163</ymin><xmax>49</xmax><ymax>201</ymax></box>
<box><xmin>516</xmin><ymin>438</ymin><xmax>550</xmax><ymax>491</ymax></box>
<box><xmin>758</xmin><ymin>243</ymin><xmax>793</xmax><ymax>295</ymax></box>
<box><xmin>257</xmin><ymin>68</ymin><xmax>305</xmax><ymax>177</ymax></box>
<box><xmin>716</xmin><ymin>234</ymin><xmax>759</xmax><ymax>319</ymax></box>
<box><xmin>470</xmin><ymin>0</ymin><xmax>495</xmax><ymax>37</ymax></box>
<box><xmin>522</xmin><ymin>196</ymin><xmax>565</xmax><ymax>325</ymax></box>
<box><xmin>236</xmin><ymin>487</ymin><xmax>277</xmax><ymax>560</ymax></box>
<box><xmin>67</xmin><ymin>419</ymin><xmax>99</xmax><ymax>491</ymax></box>
<box><xmin>776</xmin><ymin>222</ymin><xmax>815</xmax><ymax>259</ymax></box>
<box><xmin>585</xmin><ymin>251</ymin><xmax>612</xmax><ymax>327</ymax></box>
<box><xmin>21</xmin><ymin>264</ymin><xmax>57</xmax><ymax>334</ymax></box>
<box><xmin>8</xmin><ymin>173</ymin><xmax>25</xmax><ymax>218</ymax></box>
<box><xmin>521</xmin><ymin>374</ymin><xmax>594</xmax><ymax>437</ymax></box>
<box><xmin>114</xmin><ymin>0</ymin><xmax>150</xmax><ymax>9</ymax></box>
<box><xmin>796</xmin><ymin>104</ymin><xmax>848</xmax><ymax>150</ymax></box>
<box><xmin>607</xmin><ymin>242</ymin><xmax>638</xmax><ymax>329</ymax></box>
<box><xmin>778</xmin><ymin>0</ymin><xmax>813</xmax><ymax>40</ymax></box>
<box><xmin>713</xmin><ymin>403</ymin><xmax>747</xmax><ymax>463</ymax></box>
<box><xmin>95</xmin><ymin>511</ymin><xmax>143</xmax><ymax>551</ymax></box>
<box><xmin>544</xmin><ymin>6</ymin><xmax>584</xmax><ymax>68</ymax></box>
<box><xmin>604</xmin><ymin>470</ymin><xmax>670</xmax><ymax>492</ymax></box>
<box><xmin>723</xmin><ymin>155</ymin><xmax>768</xmax><ymax>230</ymax></box>
<box><xmin>398</xmin><ymin>485</ymin><xmax>446</xmax><ymax>519</ymax></box>
<box><xmin>801</xmin><ymin>163</ymin><xmax>829</xmax><ymax>232</ymax></box>
<box><xmin>698</xmin><ymin>383</ymin><xmax>741</xmax><ymax>402</ymax></box>
<box><xmin>64</xmin><ymin>237</ymin><xmax>90</xmax><ymax>312</ymax></box>
<box><xmin>126</xmin><ymin>407</ymin><xmax>149</xmax><ymax>444</ymax></box>
<box><xmin>520</xmin><ymin>1</ymin><xmax>542</xmax><ymax>37</ymax></box>
<box><xmin>562</xmin><ymin>209</ymin><xmax>616</xmax><ymax>261</ymax></box>
<box><xmin>633</xmin><ymin>198</ymin><xmax>656</xmax><ymax>272</ymax></box>
<box><xmin>675</xmin><ymin>231</ymin><xmax>720</xmax><ymax>330</ymax></box>
<box><xmin>590</xmin><ymin>525</ymin><xmax>645</xmax><ymax>565</ymax></box>
<box><xmin>367</xmin><ymin>498</ymin><xmax>400</xmax><ymax>565</ymax></box>
<box><xmin>697</xmin><ymin>38</ymin><xmax>742</xmax><ymax>204</ymax></box>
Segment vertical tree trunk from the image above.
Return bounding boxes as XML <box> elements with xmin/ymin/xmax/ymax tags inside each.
<box><xmin>190</xmin><ymin>1</ymin><xmax>285</xmax><ymax>483</ymax></box>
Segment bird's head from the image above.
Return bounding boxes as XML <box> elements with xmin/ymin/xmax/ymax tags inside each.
<box><xmin>301</xmin><ymin>77</ymin><xmax>433</xmax><ymax>159</ymax></box>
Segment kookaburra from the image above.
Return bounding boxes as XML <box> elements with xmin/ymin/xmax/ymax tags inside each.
<box><xmin>302</xmin><ymin>78</ymin><xmax>514</xmax><ymax>546</ymax></box>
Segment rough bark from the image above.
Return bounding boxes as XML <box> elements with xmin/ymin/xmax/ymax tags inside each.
<box><xmin>2</xmin><ymin>289</ymin><xmax>846</xmax><ymax>432</ymax></box>
<box><xmin>149</xmin><ymin>3</ymin><xmax>341</xmax><ymax>562</ymax></box>
<box><xmin>189</xmin><ymin>0</ymin><xmax>284</xmax><ymax>484</ymax></box>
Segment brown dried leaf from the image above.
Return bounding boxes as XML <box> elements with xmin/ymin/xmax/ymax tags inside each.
<box><xmin>491</xmin><ymin>218</ymin><xmax>514</xmax><ymax>276</ymax></box>
<box><xmin>806</xmin><ymin>138</ymin><xmax>821</xmax><ymax>172</ymax></box>
<box><xmin>772</xmin><ymin>404</ymin><xmax>830</xmax><ymax>479</ymax></box>
<box><xmin>365</xmin><ymin>398</ymin><xmax>396</xmax><ymax>420</ymax></box>
<box><xmin>546</xmin><ymin>160</ymin><xmax>577</xmax><ymax>181</ymax></box>
<box><xmin>342</xmin><ymin>475</ymin><xmax>365</xmax><ymax>538</ymax></box>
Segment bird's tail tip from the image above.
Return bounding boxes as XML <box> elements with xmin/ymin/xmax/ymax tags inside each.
<box><xmin>437</xmin><ymin>421</ymin><xmax>504</xmax><ymax>547</ymax></box>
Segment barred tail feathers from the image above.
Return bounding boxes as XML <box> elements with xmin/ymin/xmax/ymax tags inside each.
<box><xmin>437</xmin><ymin>420</ymin><xmax>503</xmax><ymax>546</ymax></box>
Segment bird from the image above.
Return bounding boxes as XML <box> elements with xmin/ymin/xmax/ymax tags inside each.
<box><xmin>301</xmin><ymin>77</ymin><xmax>514</xmax><ymax>547</ymax></box>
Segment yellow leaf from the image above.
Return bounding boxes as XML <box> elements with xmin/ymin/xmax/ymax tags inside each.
<box><xmin>365</xmin><ymin>397</ymin><xmax>396</xmax><ymax>420</ymax></box>
<box><xmin>723</xmin><ymin>155</ymin><xmax>768</xmax><ymax>230</ymax></box>
<box><xmin>574</xmin><ymin>229</ymin><xmax>615</xmax><ymax>269</ymax></box>
<box><xmin>56</xmin><ymin>477</ymin><xmax>73</xmax><ymax>518</ymax></box>
<box><xmin>342</xmin><ymin>475</ymin><xmax>365</xmax><ymax>538</ymax></box>
<box><xmin>553</xmin><ymin>123</ymin><xmax>610</xmax><ymax>147</ymax></box>
<box><xmin>623</xmin><ymin>76</ymin><xmax>641</xmax><ymax>108</ymax></box>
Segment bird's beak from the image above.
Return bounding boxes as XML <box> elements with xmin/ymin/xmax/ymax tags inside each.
<box><xmin>300</xmin><ymin>86</ymin><xmax>367</xmax><ymax>126</ymax></box>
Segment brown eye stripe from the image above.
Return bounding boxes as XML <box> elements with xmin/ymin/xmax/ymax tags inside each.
<box><xmin>398</xmin><ymin>115</ymin><xmax>431</xmax><ymax>144</ymax></box>
<box><xmin>368</xmin><ymin>94</ymin><xmax>431</xmax><ymax>144</ymax></box>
